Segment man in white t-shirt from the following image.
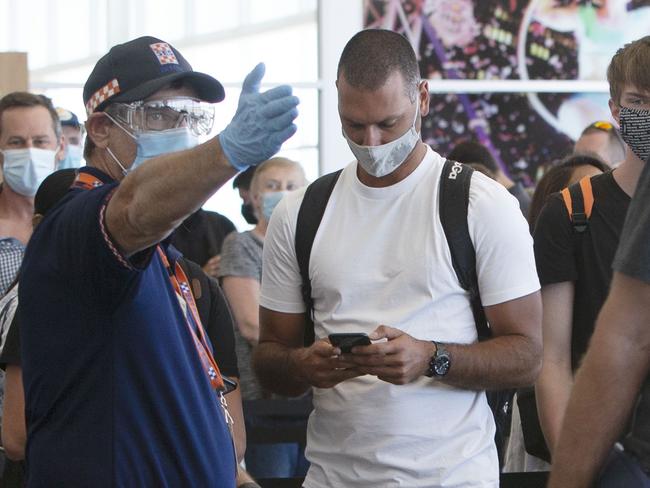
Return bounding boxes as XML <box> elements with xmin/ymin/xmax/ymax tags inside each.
<box><xmin>254</xmin><ymin>29</ymin><xmax>542</xmax><ymax>488</ymax></box>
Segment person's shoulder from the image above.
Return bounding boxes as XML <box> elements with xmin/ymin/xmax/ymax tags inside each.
<box><xmin>200</xmin><ymin>209</ymin><xmax>236</xmax><ymax>226</ymax></box>
<box><xmin>468</xmin><ymin>169</ymin><xmax>515</xmax><ymax>203</ymax></box>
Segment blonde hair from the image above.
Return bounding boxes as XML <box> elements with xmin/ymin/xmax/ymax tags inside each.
<box><xmin>250</xmin><ymin>157</ymin><xmax>307</xmax><ymax>196</ymax></box>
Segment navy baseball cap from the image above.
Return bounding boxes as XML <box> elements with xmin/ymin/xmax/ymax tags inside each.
<box><xmin>83</xmin><ymin>36</ymin><xmax>225</xmax><ymax>115</ymax></box>
<box><xmin>56</xmin><ymin>107</ymin><xmax>81</xmax><ymax>128</ymax></box>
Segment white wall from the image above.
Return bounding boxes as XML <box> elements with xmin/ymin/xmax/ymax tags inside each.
<box><xmin>318</xmin><ymin>0</ymin><xmax>363</xmax><ymax>174</ymax></box>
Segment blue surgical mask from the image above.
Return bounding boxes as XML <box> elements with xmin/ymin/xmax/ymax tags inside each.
<box><xmin>105</xmin><ymin>114</ymin><xmax>199</xmax><ymax>175</ymax></box>
<box><xmin>261</xmin><ymin>191</ymin><xmax>287</xmax><ymax>221</ymax></box>
<box><xmin>58</xmin><ymin>144</ymin><xmax>83</xmax><ymax>169</ymax></box>
<box><xmin>2</xmin><ymin>147</ymin><xmax>56</xmax><ymax>197</ymax></box>
<box><xmin>343</xmin><ymin>104</ymin><xmax>420</xmax><ymax>178</ymax></box>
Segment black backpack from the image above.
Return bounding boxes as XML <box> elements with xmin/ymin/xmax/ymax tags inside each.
<box><xmin>295</xmin><ymin>160</ymin><xmax>513</xmax><ymax>466</ymax></box>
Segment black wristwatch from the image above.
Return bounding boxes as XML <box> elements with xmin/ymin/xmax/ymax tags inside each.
<box><xmin>425</xmin><ymin>341</ymin><xmax>451</xmax><ymax>378</ymax></box>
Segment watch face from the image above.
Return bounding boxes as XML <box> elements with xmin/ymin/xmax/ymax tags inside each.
<box><xmin>434</xmin><ymin>355</ymin><xmax>450</xmax><ymax>376</ymax></box>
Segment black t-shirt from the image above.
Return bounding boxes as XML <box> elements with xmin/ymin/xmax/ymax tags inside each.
<box><xmin>0</xmin><ymin>256</ymin><xmax>240</xmax><ymax>379</ymax></box>
<box><xmin>533</xmin><ymin>171</ymin><xmax>630</xmax><ymax>369</ymax></box>
<box><xmin>171</xmin><ymin>209</ymin><xmax>236</xmax><ymax>267</ymax></box>
<box><xmin>613</xmin><ymin>160</ymin><xmax>650</xmax><ymax>472</ymax></box>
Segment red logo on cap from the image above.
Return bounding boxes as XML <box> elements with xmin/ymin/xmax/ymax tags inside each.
<box><xmin>150</xmin><ymin>42</ymin><xmax>179</xmax><ymax>65</ymax></box>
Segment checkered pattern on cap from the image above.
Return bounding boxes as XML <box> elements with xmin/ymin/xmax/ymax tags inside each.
<box><xmin>85</xmin><ymin>79</ymin><xmax>121</xmax><ymax>115</ymax></box>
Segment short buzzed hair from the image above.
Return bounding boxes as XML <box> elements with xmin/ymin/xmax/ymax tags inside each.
<box><xmin>607</xmin><ymin>36</ymin><xmax>650</xmax><ymax>104</ymax></box>
<box><xmin>0</xmin><ymin>92</ymin><xmax>62</xmax><ymax>140</ymax></box>
<box><xmin>337</xmin><ymin>29</ymin><xmax>420</xmax><ymax>102</ymax></box>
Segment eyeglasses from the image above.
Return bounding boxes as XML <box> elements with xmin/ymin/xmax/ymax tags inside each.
<box><xmin>107</xmin><ymin>98</ymin><xmax>215</xmax><ymax>136</ymax></box>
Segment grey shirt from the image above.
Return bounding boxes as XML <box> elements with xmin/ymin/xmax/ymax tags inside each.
<box><xmin>613</xmin><ymin>159</ymin><xmax>650</xmax><ymax>471</ymax></box>
<box><xmin>218</xmin><ymin>231</ymin><xmax>265</xmax><ymax>400</ymax></box>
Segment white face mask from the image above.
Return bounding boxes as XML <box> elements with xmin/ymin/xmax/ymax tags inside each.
<box><xmin>2</xmin><ymin>147</ymin><xmax>57</xmax><ymax>197</ymax></box>
<box><xmin>342</xmin><ymin>104</ymin><xmax>420</xmax><ymax>178</ymax></box>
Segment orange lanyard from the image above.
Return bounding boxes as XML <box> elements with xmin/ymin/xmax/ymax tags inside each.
<box><xmin>156</xmin><ymin>247</ymin><xmax>224</xmax><ymax>390</ymax></box>
<box><xmin>72</xmin><ymin>170</ymin><xmax>225</xmax><ymax>391</ymax></box>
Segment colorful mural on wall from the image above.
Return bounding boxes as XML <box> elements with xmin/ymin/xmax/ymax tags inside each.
<box><xmin>364</xmin><ymin>0</ymin><xmax>650</xmax><ymax>181</ymax></box>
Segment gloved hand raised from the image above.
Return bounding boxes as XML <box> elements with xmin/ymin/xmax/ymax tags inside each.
<box><xmin>219</xmin><ymin>63</ymin><xmax>299</xmax><ymax>170</ymax></box>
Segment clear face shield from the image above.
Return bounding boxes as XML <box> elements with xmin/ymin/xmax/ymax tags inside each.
<box><xmin>107</xmin><ymin>97</ymin><xmax>215</xmax><ymax>137</ymax></box>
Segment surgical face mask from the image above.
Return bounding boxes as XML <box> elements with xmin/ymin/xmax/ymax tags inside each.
<box><xmin>342</xmin><ymin>104</ymin><xmax>420</xmax><ymax>178</ymax></box>
<box><xmin>59</xmin><ymin>144</ymin><xmax>83</xmax><ymax>169</ymax></box>
<box><xmin>105</xmin><ymin>113</ymin><xmax>199</xmax><ymax>175</ymax></box>
<box><xmin>241</xmin><ymin>202</ymin><xmax>258</xmax><ymax>225</ymax></box>
<box><xmin>619</xmin><ymin>106</ymin><xmax>650</xmax><ymax>163</ymax></box>
<box><xmin>2</xmin><ymin>147</ymin><xmax>56</xmax><ymax>197</ymax></box>
<box><xmin>261</xmin><ymin>191</ymin><xmax>287</xmax><ymax>221</ymax></box>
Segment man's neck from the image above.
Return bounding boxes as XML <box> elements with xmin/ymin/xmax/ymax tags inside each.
<box><xmin>612</xmin><ymin>150</ymin><xmax>645</xmax><ymax>197</ymax></box>
<box><xmin>0</xmin><ymin>186</ymin><xmax>34</xmax><ymax>244</ymax></box>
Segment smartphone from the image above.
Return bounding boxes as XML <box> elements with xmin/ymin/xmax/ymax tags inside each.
<box><xmin>328</xmin><ymin>333</ymin><xmax>371</xmax><ymax>353</ymax></box>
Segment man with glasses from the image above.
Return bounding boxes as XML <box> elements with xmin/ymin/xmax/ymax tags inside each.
<box><xmin>18</xmin><ymin>36</ymin><xmax>298</xmax><ymax>486</ymax></box>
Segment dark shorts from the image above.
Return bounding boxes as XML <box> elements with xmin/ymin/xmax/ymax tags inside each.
<box><xmin>597</xmin><ymin>449</ymin><xmax>650</xmax><ymax>488</ymax></box>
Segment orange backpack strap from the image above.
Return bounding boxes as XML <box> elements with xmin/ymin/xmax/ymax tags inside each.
<box><xmin>560</xmin><ymin>176</ymin><xmax>593</xmax><ymax>233</ymax></box>
<box><xmin>579</xmin><ymin>175</ymin><xmax>594</xmax><ymax>220</ymax></box>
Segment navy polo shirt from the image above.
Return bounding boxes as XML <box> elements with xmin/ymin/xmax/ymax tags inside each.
<box><xmin>19</xmin><ymin>167</ymin><xmax>236</xmax><ymax>487</ymax></box>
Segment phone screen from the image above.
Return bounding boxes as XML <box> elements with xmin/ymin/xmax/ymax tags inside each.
<box><xmin>328</xmin><ymin>333</ymin><xmax>371</xmax><ymax>353</ymax></box>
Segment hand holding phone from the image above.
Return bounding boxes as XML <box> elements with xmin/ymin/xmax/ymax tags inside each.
<box><xmin>328</xmin><ymin>333</ymin><xmax>371</xmax><ymax>353</ymax></box>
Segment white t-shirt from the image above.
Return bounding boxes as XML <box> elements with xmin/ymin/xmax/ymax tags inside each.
<box><xmin>260</xmin><ymin>146</ymin><xmax>540</xmax><ymax>487</ymax></box>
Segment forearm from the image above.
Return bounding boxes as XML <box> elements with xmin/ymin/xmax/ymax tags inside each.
<box><xmin>2</xmin><ymin>365</ymin><xmax>26</xmax><ymax>461</ymax></box>
<box><xmin>253</xmin><ymin>341</ymin><xmax>311</xmax><ymax>397</ymax></box>
<box><xmin>535</xmin><ymin>362</ymin><xmax>573</xmax><ymax>453</ymax></box>
<box><xmin>225</xmin><ymin>380</ymin><xmax>246</xmax><ymax>463</ymax></box>
<box><xmin>107</xmin><ymin>136</ymin><xmax>238</xmax><ymax>255</ymax></box>
<box><xmin>549</xmin><ymin>314</ymin><xmax>649</xmax><ymax>487</ymax></box>
<box><xmin>238</xmin><ymin>320</ymin><xmax>260</xmax><ymax>346</ymax></box>
<box><xmin>442</xmin><ymin>334</ymin><xmax>541</xmax><ymax>390</ymax></box>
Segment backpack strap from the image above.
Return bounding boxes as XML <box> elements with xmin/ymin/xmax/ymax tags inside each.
<box><xmin>560</xmin><ymin>176</ymin><xmax>594</xmax><ymax>233</ymax></box>
<box><xmin>295</xmin><ymin>169</ymin><xmax>343</xmax><ymax>345</ymax></box>
<box><xmin>439</xmin><ymin>159</ymin><xmax>490</xmax><ymax>341</ymax></box>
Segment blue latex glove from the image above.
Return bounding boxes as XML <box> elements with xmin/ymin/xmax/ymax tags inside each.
<box><xmin>219</xmin><ymin>63</ymin><xmax>300</xmax><ymax>170</ymax></box>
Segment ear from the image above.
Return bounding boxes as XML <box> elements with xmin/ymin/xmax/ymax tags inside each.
<box><xmin>55</xmin><ymin>134</ymin><xmax>66</xmax><ymax>163</ymax></box>
<box><xmin>85</xmin><ymin>112</ymin><xmax>113</xmax><ymax>150</ymax></box>
<box><xmin>609</xmin><ymin>99</ymin><xmax>621</xmax><ymax>126</ymax></box>
<box><xmin>32</xmin><ymin>214</ymin><xmax>43</xmax><ymax>228</ymax></box>
<box><xmin>419</xmin><ymin>80</ymin><xmax>430</xmax><ymax>118</ymax></box>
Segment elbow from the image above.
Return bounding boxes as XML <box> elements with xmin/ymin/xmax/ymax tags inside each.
<box><xmin>522</xmin><ymin>338</ymin><xmax>543</xmax><ymax>386</ymax></box>
<box><xmin>3</xmin><ymin>435</ymin><xmax>25</xmax><ymax>462</ymax></box>
<box><xmin>238</xmin><ymin>321</ymin><xmax>260</xmax><ymax>346</ymax></box>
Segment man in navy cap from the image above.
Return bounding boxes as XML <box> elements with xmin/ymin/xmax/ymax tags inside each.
<box><xmin>19</xmin><ymin>36</ymin><xmax>298</xmax><ymax>487</ymax></box>
<box><xmin>55</xmin><ymin>107</ymin><xmax>85</xmax><ymax>168</ymax></box>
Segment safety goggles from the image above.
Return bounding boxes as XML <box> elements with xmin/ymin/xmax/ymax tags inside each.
<box><xmin>107</xmin><ymin>97</ymin><xmax>215</xmax><ymax>136</ymax></box>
